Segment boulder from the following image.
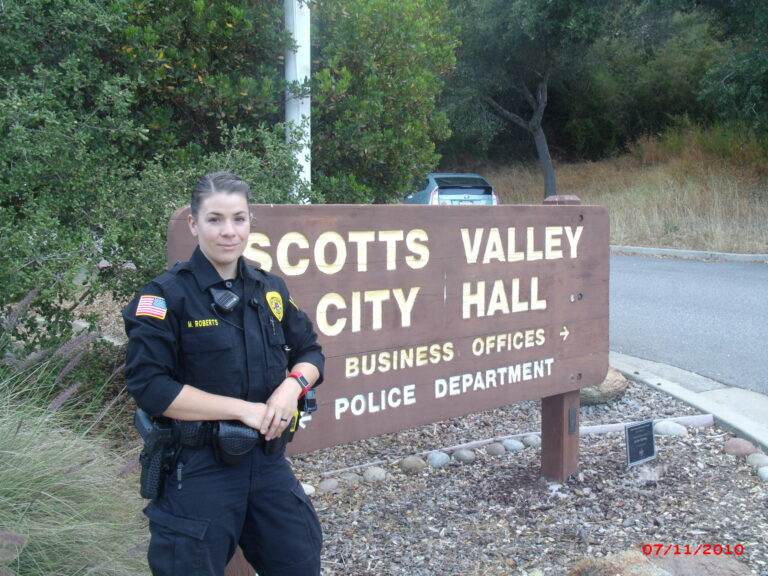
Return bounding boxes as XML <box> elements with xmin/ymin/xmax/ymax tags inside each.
<box><xmin>427</xmin><ymin>451</ymin><xmax>451</xmax><ymax>468</ymax></box>
<box><xmin>318</xmin><ymin>478</ymin><xmax>339</xmax><ymax>493</ymax></box>
<box><xmin>485</xmin><ymin>442</ymin><xmax>507</xmax><ymax>456</ymax></box>
<box><xmin>301</xmin><ymin>483</ymin><xmax>316</xmax><ymax>496</ymax></box>
<box><xmin>650</xmin><ymin>552</ymin><xmax>752</xmax><ymax>576</ymax></box>
<box><xmin>580</xmin><ymin>367</ymin><xmax>630</xmax><ymax>405</ymax></box>
<box><xmin>746</xmin><ymin>452</ymin><xmax>768</xmax><ymax>468</ymax></box>
<box><xmin>452</xmin><ymin>448</ymin><xmax>476</xmax><ymax>464</ymax></box>
<box><xmin>723</xmin><ymin>437</ymin><xmax>757</xmax><ymax>457</ymax></box>
<box><xmin>653</xmin><ymin>420</ymin><xmax>688</xmax><ymax>437</ymax></box>
<box><xmin>522</xmin><ymin>434</ymin><xmax>542</xmax><ymax>448</ymax></box>
<box><xmin>398</xmin><ymin>455</ymin><xmax>427</xmax><ymax>475</ymax></box>
<box><xmin>570</xmin><ymin>549</ymin><xmax>670</xmax><ymax>576</ymax></box>
<box><xmin>362</xmin><ymin>466</ymin><xmax>387</xmax><ymax>483</ymax></box>
<box><xmin>502</xmin><ymin>438</ymin><xmax>525</xmax><ymax>452</ymax></box>
<box><xmin>570</xmin><ymin>548</ymin><xmax>752</xmax><ymax>576</ymax></box>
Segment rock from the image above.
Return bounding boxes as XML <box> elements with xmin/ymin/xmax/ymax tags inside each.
<box><xmin>399</xmin><ymin>455</ymin><xmax>427</xmax><ymax>475</ymax></box>
<box><xmin>723</xmin><ymin>437</ymin><xmax>758</xmax><ymax>457</ymax></box>
<box><xmin>746</xmin><ymin>452</ymin><xmax>768</xmax><ymax>468</ymax></box>
<box><xmin>653</xmin><ymin>420</ymin><xmax>688</xmax><ymax>437</ymax></box>
<box><xmin>579</xmin><ymin>367</ymin><xmax>630</xmax><ymax>406</ymax></box>
<box><xmin>427</xmin><ymin>451</ymin><xmax>450</xmax><ymax>468</ymax></box>
<box><xmin>570</xmin><ymin>549</ymin><xmax>670</xmax><ymax>576</ymax></box>
<box><xmin>71</xmin><ymin>319</ymin><xmax>90</xmax><ymax>333</ymax></box>
<box><xmin>301</xmin><ymin>482</ymin><xmax>316</xmax><ymax>496</ymax></box>
<box><xmin>318</xmin><ymin>478</ymin><xmax>339</xmax><ymax>493</ymax></box>
<box><xmin>636</xmin><ymin>464</ymin><xmax>668</xmax><ymax>484</ymax></box>
<box><xmin>452</xmin><ymin>448</ymin><xmax>476</xmax><ymax>464</ymax></box>
<box><xmin>485</xmin><ymin>442</ymin><xmax>507</xmax><ymax>456</ymax></box>
<box><xmin>362</xmin><ymin>466</ymin><xmax>387</xmax><ymax>483</ymax></box>
<box><xmin>758</xmin><ymin>466</ymin><xmax>768</xmax><ymax>482</ymax></box>
<box><xmin>522</xmin><ymin>434</ymin><xmax>542</xmax><ymax>448</ymax></box>
<box><xmin>502</xmin><ymin>438</ymin><xmax>525</xmax><ymax>452</ymax></box>
<box><xmin>650</xmin><ymin>551</ymin><xmax>752</xmax><ymax>576</ymax></box>
<box><xmin>339</xmin><ymin>472</ymin><xmax>362</xmax><ymax>485</ymax></box>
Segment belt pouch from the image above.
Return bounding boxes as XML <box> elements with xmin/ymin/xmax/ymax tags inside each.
<box><xmin>176</xmin><ymin>421</ymin><xmax>208</xmax><ymax>448</ymax></box>
<box><xmin>264</xmin><ymin>422</ymin><xmax>295</xmax><ymax>455</ymax></box>
<box><xmin>213</xmin><ymin>421</ymin><xmax>260</xmax><ymax>465</ymax></box>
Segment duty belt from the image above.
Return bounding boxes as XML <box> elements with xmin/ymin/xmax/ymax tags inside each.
<box><xmin>174</xmin><ymin>420</ymin><xmax>214</xmax><ymax>448</ymax></box>
<box><xmin>174</xmin><ymin>420</ymin><xmax>268</xmax><ymax>448</ymax></box>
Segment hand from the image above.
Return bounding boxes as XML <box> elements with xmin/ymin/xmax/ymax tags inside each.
<box><xmin>238</xmin><ymin>402</ymin><xmax>268</xmax><ymax>431</ymax></box>
<box><xmin>261</xmin><ymin>378</ymin><xmax>302</xmax><ymax>441</ymax></box>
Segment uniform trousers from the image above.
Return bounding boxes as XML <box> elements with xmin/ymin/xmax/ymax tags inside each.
<box><xmin>143</xmin><ymin>443</ymin><xmax>322</xmax><ymax>576</ymax></box>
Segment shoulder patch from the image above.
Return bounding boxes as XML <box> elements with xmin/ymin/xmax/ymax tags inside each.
<box><xmin>266</xmin><ymin>291</ymin><xmax>284</xmax><ymax>322</ymax></box>
<box><xmin>136</xmin><ymin>295</ymin><xmax>167</xmax><ymax>320</ymax></box>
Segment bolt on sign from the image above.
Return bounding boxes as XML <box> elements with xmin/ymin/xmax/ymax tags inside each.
<box><xmin>167</xmin><ymin>203</ymin><xmax>609</xmax><ymax>455</ymax></box>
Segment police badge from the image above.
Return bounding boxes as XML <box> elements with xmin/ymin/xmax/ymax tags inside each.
<box><xmin>265</xmin><ymin>291</ymin><xmax>284</xmax><ymax>322</ymax></box>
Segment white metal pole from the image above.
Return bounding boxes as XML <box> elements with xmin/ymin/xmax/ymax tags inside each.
<box><xmin>285</xmin><ymin>0</ymin><xmax>311</xmax><ymax>199</ymax></box>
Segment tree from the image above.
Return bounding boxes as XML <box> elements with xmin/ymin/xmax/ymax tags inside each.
<box><xmin>446</xmin><ymin>0</ymin><xmax>610</xmax><ymax>197</ymax></box>
<box><xmin>0</xmin><ymin>0</ymin><xmax>305</xmax><ymax>353</ymax></box>
<box><xmin>311</xmin><ymin>0</ymin><xmax>458</xmax><ymax>203</ymax></box>
<box><xmin>698</xmin><ymin>0</ymin><xmax>768</xmax><ymax>135</ymax></box>
<box><xmin>0</xmin><ymin>0</ymin><xmax>144</xmax><ymax>349</ymax></box>
<box><xmin>559</xmin><ymin>3</ymin><xmax>722</xmax><ymax>158</ymax></box>
<box><xmin>115</xmin><ymin>0</ymin><xmax>293</xmax><ymax>157</ymax></box>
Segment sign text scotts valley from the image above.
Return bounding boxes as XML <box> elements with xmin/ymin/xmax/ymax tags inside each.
<box><xmin>167</xmin><ymin>204</ymin><xmax>609</xmax><ymax>453</ymax></box>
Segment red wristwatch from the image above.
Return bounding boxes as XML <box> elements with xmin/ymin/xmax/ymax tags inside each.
<box><xmin>288</xmin><ymin>371</ymin><xmax>312</xmax><ymax>399</ymax></box>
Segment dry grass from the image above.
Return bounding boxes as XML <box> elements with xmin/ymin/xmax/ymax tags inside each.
<box><xmin>481</xmin><ymin>138</ymin><xmax>768</xmax><ymax>254</ymax></box>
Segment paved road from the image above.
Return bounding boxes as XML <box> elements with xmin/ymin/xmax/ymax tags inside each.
<box><xmin>609</xmin><ymin>253</ymin><xmax>768</xmax><ymax>395</ymax></box>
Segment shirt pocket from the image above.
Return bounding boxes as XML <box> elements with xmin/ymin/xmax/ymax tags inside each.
<box><xmin>180</xmin><ymin>329</ymin><xmax>239</xmax><ymax>394</ymax></box>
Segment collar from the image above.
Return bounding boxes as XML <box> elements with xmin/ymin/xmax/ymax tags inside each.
<box><xmin>189</xmin><ymin>247</ymin><xmax>263</xmax><ymax>292</ymax></box>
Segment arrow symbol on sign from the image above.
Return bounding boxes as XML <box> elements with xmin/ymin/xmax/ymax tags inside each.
<box><xmin>560</xmin><ymin>326</ymin><xmax>570</xmax><ymax>340</ymax></box>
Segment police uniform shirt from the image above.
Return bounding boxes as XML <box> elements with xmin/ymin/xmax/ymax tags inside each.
<box><xmin>123</xmin><ymin>247</ymin><xmax>324</xmax><ymax>417</ymax></box>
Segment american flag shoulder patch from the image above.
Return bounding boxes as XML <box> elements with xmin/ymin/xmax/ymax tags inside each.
<box><xmin>136</xmin><ymin>295</ymin><xmax>168</xmax><ymax>320</ymax></box>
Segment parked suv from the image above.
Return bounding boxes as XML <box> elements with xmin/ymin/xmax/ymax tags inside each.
<box><xmin>403</xmin><ymin>173</ymin><xmax>499</xmax><ymax>205</ymax></box>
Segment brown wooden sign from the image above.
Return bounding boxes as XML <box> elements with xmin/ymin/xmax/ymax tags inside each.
<box><xmin>167</xmin><ymin>203</ymin><xmax>609</xmax><ymax>456</ymax></box>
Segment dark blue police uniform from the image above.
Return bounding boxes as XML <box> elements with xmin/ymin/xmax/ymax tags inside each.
<box><xmin>123</xmin><ymin>247</ymin><xmax>324</xmax><ymax>576</ymax></box>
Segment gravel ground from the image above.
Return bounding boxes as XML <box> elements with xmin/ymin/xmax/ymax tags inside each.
<box><xmin>85</xmin><ymin>295</ymin><xmax>766</xmax><ymax>575</ymax></box>
<box><xmin>290</xmin><ymin>381</ymin><xmax>768</xmax><ymax>576</ymax></box>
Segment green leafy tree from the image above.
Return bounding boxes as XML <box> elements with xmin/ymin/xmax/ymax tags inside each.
<box><xmin>446</xmin><ymin>0</ymin><xmax>610</xmax><ymax>197</ymax></box>
<box><xmin>0</xmin><ymin>0</ymin><xmax>144</xmax><ymax>349</ymax></box>
<box><xmin>698</xmin><ymin>0</ymin><xmax>768</xmax><ymax>135</ymax></box>
<box><xmin>0</xmin><ymin>0</ymin><xmax>305</xmax><ymax>353</ymax></box>
<box><xmin>116</xmin><ymin>0</ymin><xmax>292</xmax><ymax>157</ymax></box>
<box><xmin>312</xmin><ymin>0</ymin><xmax>458</xmax><ymax>203</ymax></box>
<box><xmin>560</xmin><ymin>3</ymin><xmax>722</xmax><ymax>158</ymax></box>
<box><xmin>102</xmin><ymin>124</ymin><xmax>312</xmax><ymax>299</ymax></box>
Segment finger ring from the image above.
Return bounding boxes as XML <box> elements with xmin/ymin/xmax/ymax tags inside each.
<box><xmin>280</xmin><ymin>418</ymin><xmax>288</xmax><ymax>422</ymax></box>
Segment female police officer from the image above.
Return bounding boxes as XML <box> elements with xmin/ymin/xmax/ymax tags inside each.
<box><xmin>123</xmin><ymin>171</ymin><xmax>324</xmax><ymax>576</ymax></box>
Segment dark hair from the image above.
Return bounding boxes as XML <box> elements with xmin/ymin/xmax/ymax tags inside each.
<box><xmin>191</xmin><ymin>171</ymin><xmax>252</xmax><ymax>218</ymax></box>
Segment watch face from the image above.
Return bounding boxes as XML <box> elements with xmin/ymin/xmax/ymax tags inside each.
<box><xmin>292</xmin><ymin>372</ymin><xmax>310</xmax><ymax>389</ymax></box>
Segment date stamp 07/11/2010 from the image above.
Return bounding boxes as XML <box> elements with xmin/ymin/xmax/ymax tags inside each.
<box><xmin>642</xmin><ymin>543</ymin><xmax>745</xmax><ymax>556</ymax></box>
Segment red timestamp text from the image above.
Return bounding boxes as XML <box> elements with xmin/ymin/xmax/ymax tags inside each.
<box><xmin>642</xmin><ymin>543</ymin><xmax>745</xmax><ymax>556</ymax></box>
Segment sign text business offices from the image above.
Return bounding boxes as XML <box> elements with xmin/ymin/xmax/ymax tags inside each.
<box><xmin>168</xmin><ymin>204</ymin><xmax>609</xmax><ymax>467</ymax></box>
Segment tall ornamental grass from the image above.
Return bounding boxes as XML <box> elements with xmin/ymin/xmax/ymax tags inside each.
<box><xmin>0</xmin><ymin>355</ymin><xmax>148</xmax><ymax>575</ymax></box>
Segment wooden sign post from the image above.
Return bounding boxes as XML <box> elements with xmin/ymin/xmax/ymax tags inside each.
<box><xmin>165</xmin><ymin>198</ymin><xmax>609</xmax><ymax>575</ymax></box>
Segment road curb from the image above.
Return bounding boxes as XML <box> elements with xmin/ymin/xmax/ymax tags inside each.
<box><xmin>610</xmin><ymin>245</ymin><xmax>768</xmax><ymax>263</ymax></box>
<box><xmin>610</xmin><ymin>352</ymin><xmax>768</xmax><ymax>452</ymax></box>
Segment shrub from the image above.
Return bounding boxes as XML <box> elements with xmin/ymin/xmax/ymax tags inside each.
<box><xmin>0</xmin><ymin>362</ymin><xmax>148</xmax><ymax>576</ymax></box>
